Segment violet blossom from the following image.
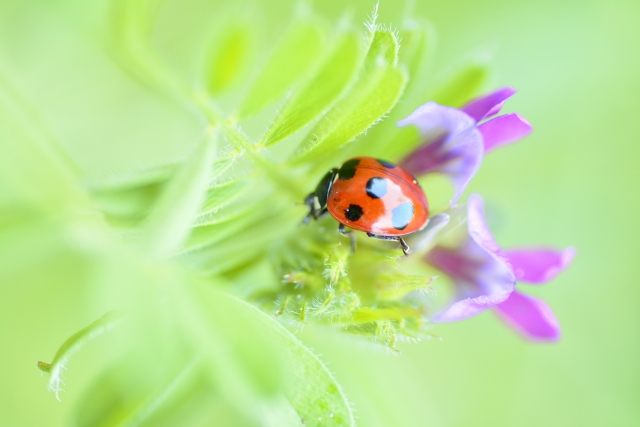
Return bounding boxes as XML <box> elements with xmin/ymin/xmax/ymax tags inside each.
<box><xmin>427</xmin><ymin>195</ymin><xmax>575</xmax><ymax>341</ymax></box>
<box><xmin>398</xmin><ymin>88</ymin><xmax>574</xmax><ymax>341</ymax></box>
<box><xmin>398</xmin><ymin>87</ymin><xmax>532</xmax><ymax>203</ymax></box>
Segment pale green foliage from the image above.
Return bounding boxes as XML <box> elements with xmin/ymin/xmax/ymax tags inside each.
<box><xmin>1</xmin><ymin>0</ymin><xmax>492</xmax><ymax>425</ymax></box>
<box><xmin>289</xmin><ymin>62</ymin><xmax>407</xmax><ymax>164</ymax></box>
<box><xmin>261</xmin><ymin>28</ymin><xmax>363</xmax><ymax>147</ymax></box>
<box><xmin>139</xmin><ymin>133</ymin><xmax>217</xmax><ymax>257</ymax></box>
<box><xmin>289</xmin><ymin>27</ymin><xmax>407</xmax><ymax>164</ymax></box>
<box><xmin>207</xmin><ymin>22</ymin><xmax>255</xmax><ymax>94</ymax></box>
<box><xmin>398</xmin><ymin>19</ymin><xmax>436</xmax><ymax>88</ymax></box>
<box><xmin>238</xmin><ymin>18</ymin><xmax>326</xmax><ymax>118</ymax></box>
<box><xmin>37</xmin><ymin>311</ymin><xmax>123</xmax><ymax>400</ymax></box>
<box><xmin>429</xmin><ymin>60</ymin><xmax>490</xmax><ymax>107</ymax></box>
<box><xmin>199</xmin><ymin>176</ymin><xmax>252</xmax><ymax>220</ymax></box>
<box><xmin>53</xmin><ymin>288</ymin><xmax>353</xmax><ymax>427</ymax></box>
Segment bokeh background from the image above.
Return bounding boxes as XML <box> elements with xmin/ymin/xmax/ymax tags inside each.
<box><xmin>1</xmin><ymin>0</ymin><xmax>638</xmax><ymax>426</ymax></box>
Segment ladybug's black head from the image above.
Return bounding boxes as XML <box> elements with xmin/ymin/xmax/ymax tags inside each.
<box><xmin>313</xmin><ymin>168</ymin><xmax>339</xmax><ymax>209</ymax></box>
<box><xmin>303</xmin><ymin>168</ymin><xmax>338</xmax><ymax>223</ymax></box>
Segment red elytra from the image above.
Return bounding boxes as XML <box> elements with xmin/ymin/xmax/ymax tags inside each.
<box><xmin>303</xmin><ymin>157</ymin><xmax>429</xmax><ymax>255</ymax></box>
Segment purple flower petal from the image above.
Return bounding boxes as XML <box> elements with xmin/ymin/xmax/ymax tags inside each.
<box><xmin>405</xmin><ymin>212</ymin><xmax>451</xmax><ymax>252</ymax></box>
<box><xmin>428</xmin><ymin>195</ymin><xmax>515</xmax><ymax>322</ymax></box>
<box><xmin>435</xmin><ymin>290</ymin><xmax>512</xmax><ymax>322</ymax></box>
<box><xmin>462</xmin><ymin>87</ymin><xmax>517</xmax><ymax>122</ymax></box>
<box><xmin>478</xmin><ymin>113</ymin><xmax>532</xmax><ymax>152</ymax></box>
<box><xmin>429</xmin><ymin>244</ymin><xmax>514</xmax><ymax>321</ymax></box>
<box><xmin>398</xmin><ymin>102</ymin><xmax>484</xmax><ymax>204</ymax></box>
<box><xmin>504</xmin><ymin>247</ymin><xmax>576</xmax><ymax>284</ymax></box>
<box><xmin>494</xmin><ymin>291</ymin><xmax>561</xmax><ymax>341</ymax></box>
<box><xmin>466</xmin><ymin>194</ymin><xmax>508</xmax><ymax>263</ymax></box>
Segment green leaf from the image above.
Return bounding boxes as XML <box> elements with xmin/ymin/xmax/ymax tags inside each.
<box><xmin>180</xmin><ymin>213</ymin><xmax>258</xmax><ymax>254</ymax></box>
<box><xmin>181</xmin><ymin>208</ymin><xmax>293</xmax><ymax>273</ymax></box>
<box><xmin>193</xmin><ymin>177</ymin><xmax>276</xmax><ymax>229</ymax></box>
<box><xmin>37</xmin><ymin>311</ymin><xmax>123</xmax><ymax>400</ymax></box>
<box><xmin>140</xmin><ymin>133</ymin><xmax>216</xmax><ymax>258</ymax></box>
<box><xmin>289</xmin><ymin>63</ymin><xmax>407</xmax><ymax>164</ymax></box>
<box><xmin>213</xmin><ymin>293</ymin><xmax>357</xmax><ymax>427</ymax></box>
<box><xmin>109</xmin><ymin>0</ymin><xmax>184</xmax><ymax>98</ymax></box>
<box><xmin>92</xmin><ymin>182</ymin><xmax>163</xmax><ymax>224</ymax></box>
<box><xmin>366</xmin><ymin>27</ymin><xmax>399</xmax><ymax>65</ymax></box>
<box><xmin>195</xmin><ymin>194</ymin><xmax>263</xmax><ymax>227</ymax></box>
<box><xmin>69</xmin><ymin>276</ymin><xmax>338</xmax><ymax>427</ymax></box>
<box><xmin>189</xmin><ymin>288</ymin><xmax>285</xmax><ymax>397</ymax></box>
<box><xmin>86</xmin><ymin>164</ymin><xmax>176</xmax><ymax>191</ymax></box>
<box><xmin>73</xmin><ymin>286</ymin><xmax>355</xmax><ymax>426</ymax></box>
<box><xmin>74</xmin><ymin>356</ymin><xmax>222</xmax><ymax>427</ymax></box>
<box><xmin>88</xmin><ymin>154</ymin><xmax>238</xmax><ymax>226</ymax></box>
<box><xmin>0</xmin><ymin>74</ymin><xmax>90</xmax><ymax>213</ymax></box>
<box><xmin>261</xmin><ymin>28</ymin><xmax>363</xmax><ymax>147</ymax></box>
<box><xmin>111</xmin><ymin>0</ymin><xmax>159</xmax><ymax>44</ymax></box>
<box><xmin>237</xmin><ymin>19</ymin><xmax>326</xmax><ymax>118</ymax></box>
<box><xmin>258</xmin><ymin>397</ymin><xmax>302</xmax><ymax>427</ymax></box>
<box><xmin>287</xmin><ymin>26</ymin><xmax>406</xmax><ymax>164</ymax></box>
<box><xmin>71</xmin><ymin>278</ymin><xmax>289</xmax><ymax>426</ymax></box>
<box><xmin>334</xmin><ymin>19</ymin><xmax>438</xmax><ymax>163</ymax></box>
<box><xmin>199</xmin><ymin>176</ymin><xmax>252</xmax><ymax>217</ymax></box>
<box><xmin>180</xmin><ymin>198</ymin><xmax>287</xmax><ymax>255</ymax></box>
<box><xmin>87</xmin><ymin>153</ymin><xmax>236</xmax><ymax>193</ymax></box>
<box><xmin>206</xmin><ymin>22</ymin><xmax>255</xmax><ymax>94</ymax></box>
<box><xmin>428</xmin><ymin>60</ymin><xmax>490</xmax><ymax>107</ymax></box>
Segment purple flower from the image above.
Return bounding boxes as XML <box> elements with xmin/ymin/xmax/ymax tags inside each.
<box><xmin>397</xmin><ymin>88</ymin><xmax>573</xmax><ymax>341</ymax></box>
<box><xmin>426</xmin><ymin>195</ymin><xmax>575</xmax><ymax>341</ymax></box>
<box><xmin>398</xmin><ymin>88</ymin><xmax>532</xmax><ymax>203</ymax></box>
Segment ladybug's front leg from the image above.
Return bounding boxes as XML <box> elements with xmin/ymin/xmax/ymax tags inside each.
<box><xmin>303</xmin><ymin>194</ymin><xmax>328</xmax><ymax>223</ymax></box>
<box><xmin>302</xmin><ymin>193</ymin><xmax>317</xmax><ymax>224</ymax></box>
<box><xmin>303</xmin><ymin>196</ymin><xmax>330</xmax><ymax>224</ymax></box>
<box><xmin>338</xmin><ymin>223</ymin><xmax>357</xmax><ymax>252</ymax></box>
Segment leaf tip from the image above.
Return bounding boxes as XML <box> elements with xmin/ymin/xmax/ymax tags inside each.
<box><xmin>37</xmin><ymin>361</ymin><xmax>51</xmax><ymax>373</ymax></box>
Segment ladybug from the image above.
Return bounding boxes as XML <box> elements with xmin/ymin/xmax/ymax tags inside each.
<box><xmin>303</xmin><ymin>157</ymin><xmax>429</xmax><ymax>255</ymax></box>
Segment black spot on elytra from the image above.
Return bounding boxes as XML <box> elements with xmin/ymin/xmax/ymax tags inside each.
<box><xmin>391</xmin><ymin>202</ymin><xmax>414</xmax><ymax>230</ymax></box>
<box><xmin>366</xmin><ymin>177</ymin><xmax>388</xmax><ymax>199</ymax></box>
<box><xmin>338</xmin><ymin>159</ymin><xmax>360</xmax><ymax>180</ymax></box>
<box><xmin>345</xmin><ymin>204</ymin><xmax>363</xmax><ymax>221</ymax></box>
<box><xmin>376</xmin><ymin>158</ymin><xmax>395</xmax><ymax>169</ymax></box>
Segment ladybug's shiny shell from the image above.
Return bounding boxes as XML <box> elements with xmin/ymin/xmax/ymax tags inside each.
<box><xmin>326</xmin><ymin>157</ymin><xmax>428</xmax><ymax>236</ymax></box>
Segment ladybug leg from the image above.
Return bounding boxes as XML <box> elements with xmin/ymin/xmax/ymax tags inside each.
<box><xmin>303</xmin><ymin>205</ymin><xmax>330</xmax><ymax>225</ymax></box>
<box><xmin>302</xmin><ymin>193</ymin><xmax>318</xmax><ymax>224</ymax></box>
<box><xmin>314</xmin><ymin>207</ymin><xmax>330</xmax><ymax>220</ymax></box>
<box><xmin>338</xmin><ymin>223</ymin><xmax>357</xmax><ymax>252</ymax></box>
<box><xmin>398</xmin><ymin>237</ymin><xmax>411</xmax><ymax>256</ymax></box>
<box><xmin>303</xmin><ymin>195</ymin><xmax>328</xmax><ymax>223</ymax></box>
<box><xmin>366</xmin><ymin>233</ymin><xmax>411</xmax><ymax>256</ymax></box>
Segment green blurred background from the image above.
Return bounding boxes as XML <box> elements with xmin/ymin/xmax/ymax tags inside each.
<box><xmin>1</xmin><ymin>0</ymin><xmax>638</xmax><ymax>426</ymax></box>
